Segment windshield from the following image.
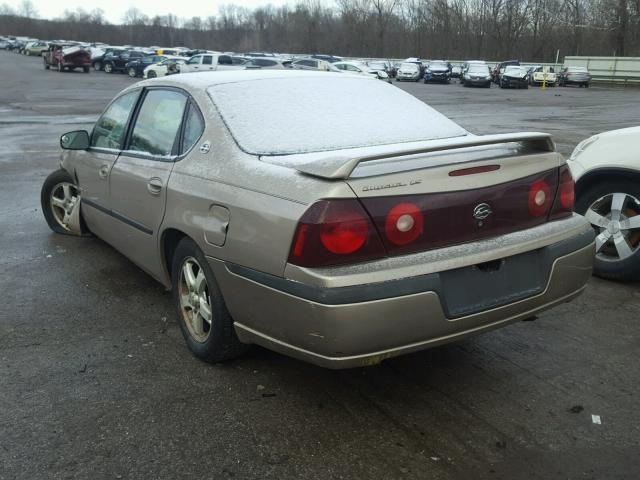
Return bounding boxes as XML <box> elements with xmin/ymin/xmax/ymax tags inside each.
<box><xmin>429</xmin><ymin>62</ymin><xmax>448</xmax><ymax>69</ymax></box>
<box><xmin>468</xmin><ymin>65</ymin><xmax>489</xmax><ymax>74</ymax></box>
<box><xmin>400</xmin><ymin>62</ymin><xmax>418</xmax><ymax>70</ymax></box>
<box><xmin>505</xmin><ymin>66</ymin><xmax>525</xmax><ymax>75</ymax></box>
<box><xmin>208</xmin><ymin>76</ymin><xmax>467</xmax><ymax>155</ymax></box>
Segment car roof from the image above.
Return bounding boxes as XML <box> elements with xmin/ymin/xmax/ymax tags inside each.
<box><xmin>145</xmin><ymin>70</ymin><xmax>343</xmax><ymax>88</ymax></box>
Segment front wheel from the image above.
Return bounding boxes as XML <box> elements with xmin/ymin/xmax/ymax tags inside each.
<box><xmin>83</xmin><ymin>66</ymin><xmax>89</xmax><ymax>73</ymax></box>
<box><xmin>147</xmin><ymin>70</ymin><xmax>157</xmax><ymax>78</ymax></box>
<box><xmin>575</xmin><ymin>180</ymin><xmax>640</xmax><ymax>281</ymax></box>
<box><xmin>172</xmin><ymin>238</ymin><xmax>249</xmax><ymax>363</ymax></box>
<box><xmin>57</xmin><ymin>63</ymin><xmax>63</xmax><ymax>72</ymax></box>
<box><xmin>93</xmin><ymin>61</ymin><xmax>101</xmax><ymax>71</ymax></box>
<box><xmin>128</xmin><ymin>67</ymin><xmax>137</xmax><ymax>77</ymax></box>
<box><xmin>43</xmin><ymin>59</ymin><xmax>49</xmax><ymax>70</ymax></box>
<box><xmin>104</xmin><ymin>63</ymin><xmax>113</xmax><ymax>73</ymax></box>
<box><xmin>41</xmin><ymin>169</ymin><xmax>85</xmax><ymax>235</ymax></box>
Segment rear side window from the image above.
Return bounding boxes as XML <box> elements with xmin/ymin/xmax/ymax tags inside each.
<box><xmin>218</xmin><ymin>55</ymin><xmax>232</xmax><ymax>65</ymax></box>
<box><xmin>181</xmin><ymin>103</ymin><xmax>205</xmax><ymax>154</ymax></box>
<box><xmin>91</xmin><ymin>91</ymin><xmax>139</xmax><ymax>150</ymax></box>
<box><xmin>129</xmin><ymin>90</ymin><xmax>187</xmax><ymax>157</ymax></box>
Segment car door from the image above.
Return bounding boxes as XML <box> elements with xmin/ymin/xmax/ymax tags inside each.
<box><xmin>202</xmin><ymin>55</ymin><xmax>215</xmax><ymax>71</ymax></box>
<box><xmin>75</xmin><ymin>89</ymin><xmax>140</xmax><ymax>238</ymax></box>
<box><xmin>106</xmin><ymin>88</ymin><xmax>189</xmax><ymax>280</ymax></box>
<box><xmin>183</xmin><ymin>55</ymin><xmax>202</xmax><ymax>73</ymax></box>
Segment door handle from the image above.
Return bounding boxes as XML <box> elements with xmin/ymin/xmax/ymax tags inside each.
<box><xmin>147</xmin><ymin>177</ymin><xmax>163</xmax><ymax>195</ymax></box>
<box><xmin>98</xmin><ymin>164</ymin><xmax>110</xmax><ymax>179</ymax></box>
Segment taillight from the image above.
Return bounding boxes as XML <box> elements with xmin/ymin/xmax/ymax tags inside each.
<box><xmin>384</xmin><ymin>203</ymin><xmax>424</xmax><ymax>245</ymax></box>
<box><xmin>550</xmin><ymin>165</ymin><xmax>575</xmax><ymax>219</ymax></box>
<box><xmin>528</xmin><ymin>180</ymin><xmax>552</xmax><ymax>217</ymax></box>
<box><xmin>288</xmin><ymin>199</ymin><xmax>385</xmax><ymax>267</ymax></box>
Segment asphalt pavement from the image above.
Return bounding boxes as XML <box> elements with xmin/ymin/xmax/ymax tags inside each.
<box><xmin>1</xmin><ymin>51</ymin><xmax>639</xmax><ymax>480</ymax></box>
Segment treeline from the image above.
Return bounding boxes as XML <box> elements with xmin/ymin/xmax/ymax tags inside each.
<box><xmin>1</xmin><ymin>0</ymin><xmax>639</xmax><ymax>62</ymax></box>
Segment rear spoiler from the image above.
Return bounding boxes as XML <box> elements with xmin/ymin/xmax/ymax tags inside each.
<box><xmin>291</xmin><ymin>132</ymin><xmax>555</xmax><ymax>180</ymax></box>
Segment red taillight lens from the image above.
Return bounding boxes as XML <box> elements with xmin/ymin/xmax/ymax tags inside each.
<box><xmin>288</xmin><ymin>199</ymin><xmax>385</xmax><ymax>267</ymax></box>
<box><xmin>319</xmin><ymin>203</ymin><xmax>369</xmax><ymax>254</ymax></box>
<box><xmin>384</xmin><ymin>203</ymin><xmax>424</xmax><ymax>245</ymax></box>
<box><xmin>550</xmin><ymin>165</ymin><xmax>575</xmax><ymax>219</ymax></box>
<box><xmin>528</xmin><ymin>180</ymin><xmax>552</xmax><ymax>217</ymax></box>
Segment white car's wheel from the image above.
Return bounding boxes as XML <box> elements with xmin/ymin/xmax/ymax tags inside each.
<box><xmin>576</xmin><ymin>180</ymin><xmax>640</xmax><ymax>281</ymax></box>
<box><xmin>147</xmin><ymin>70</ymin><xmax>157</xmax><ymax>78</ymax></box>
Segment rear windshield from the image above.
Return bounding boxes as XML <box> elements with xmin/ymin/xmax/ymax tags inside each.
<box><xmin>568</xmin><ymin>67</ymin><xmax>588</xmax><ymax>72</ymax></box>
<box><xmin>207</xmin><ymin>76</ymin><xmax>467</xmax><ymax>155</ymax></box>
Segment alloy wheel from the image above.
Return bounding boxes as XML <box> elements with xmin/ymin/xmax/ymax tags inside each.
<box><xmin>585</xmin><ymin>192</ymin><xmax>640</xmax><ymax>262</ymax></box>
<box><xmin>178</xmin><ymin>257</ymin><xmax>213</xmax><ymax>343</ymax></box>
<box><xmin>49</xmin><ymin>182</ymin><xmax>80</xmax><ymax>232</ymax></box>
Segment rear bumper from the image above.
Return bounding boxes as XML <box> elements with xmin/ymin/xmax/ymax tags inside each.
<box><xmin>209</xmin><ymin>223</ymin><xmax>594</xmax><ymax>368</ymax></box>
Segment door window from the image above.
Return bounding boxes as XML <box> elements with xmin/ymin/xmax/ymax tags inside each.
<box><xmin>187</xmin><ymin>56</ymin><xmax>200</xmax><ymax>65</ymax></box>
<box><xmin>202</xmin><ymin>56</ymin><xmax>213</xmax><ymax>65</ymax></box>
<box><xmin>181</xmin><ymin>103</ymin><xmax>205</xmax><ymax>154</ymax></box>
<box><xmin>129</xmin><ymin>89</ymin><xmax>187</xmax><ymax>157</ymax></box>
<box><xmin>91</xmin><ymin>91</ymin><xmax>139</xmax><ymax>150</ymax></box>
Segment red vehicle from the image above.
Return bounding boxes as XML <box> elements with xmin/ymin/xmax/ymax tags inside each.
<box><xmin>44</xmin><ymin>44</ymin><xmax>91</xmax><ymax>73</ymax></box>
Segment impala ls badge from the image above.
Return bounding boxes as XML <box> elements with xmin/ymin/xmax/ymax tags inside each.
<box><xmin>473</xmin><ymin>203</ymin><xmax>492</xmax><ymax>220</ymax></box>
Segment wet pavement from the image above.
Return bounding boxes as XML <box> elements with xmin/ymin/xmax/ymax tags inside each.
<box><xmin>1</xmin><ymin>51</ymin><xmax>639</xmax><ymax>480</ymax></box>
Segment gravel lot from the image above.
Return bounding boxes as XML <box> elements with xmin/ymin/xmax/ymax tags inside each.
<box><xmin>1</xmin><ymin>50</ymin><xmax>639</xmax><ymax>480</ymax></box>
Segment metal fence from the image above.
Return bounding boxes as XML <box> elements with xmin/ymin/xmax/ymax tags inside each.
<box><xmin>564</xmin><ymin>56</ymin><xmax>640</xmax><ymax>85</ymax></box>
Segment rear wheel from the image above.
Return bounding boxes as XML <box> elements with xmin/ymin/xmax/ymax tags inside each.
<box><xmin>128</xmin><ymin>67</ymin><xmax>137</xmax><ymax>77</ymax></box>
<box><xmin>575</xmin><ymin>180</ymin><xmax>640</xmax><ymax>281</ymax></box>
<box><xmin>43</xmin><ymin>59</ymin><xmax>49</xmax><ymax>70</ymax></box>
<box><xmin>104</xmin><ymin>63</ymin><xmax>113</xmax><ymax>73</ymax></box>
<box><xmin>57</xmin><ymin>63</ymin><xmax>63</xmax><ymax>72</ymax></box>
<box><xmin>171</xmin><ymin>238</ymin><xmax>249</xmax><ymax>363</ymax></box>
<box><xmin>83</xmin><ymin>66</ymin><xmax>89</xmax><ymax>73</ymax></box>
<box><xmin>93</xmin><ymin>61</ymin><xmax>102</xmax><ymax>71</ymax></box>
<box><xmin>147</xmin><ymin>70</ymin><xmax>157</xmax><ymax>78</ymax></box>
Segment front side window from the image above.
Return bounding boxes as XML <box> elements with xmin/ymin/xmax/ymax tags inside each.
<box><xmin>187</xmin><ymin>56</ymin><xmax>200</xmax><ymax>65</ymax></box>
<box><xmin>91</xmin><ymin>91</ymin><xmax>139</xmax><ymax>150</ymax></box>
<box><xmin>202</xmin><ymin>56</ymin><xmax>213</xmax><ymax>65</ymax></box>
<box><xmin>181</xmin><ymin>103</ymin><xmax>205</xmax><ymax>153</ymax></box>
<box><xmin>129</xmin><ymin>89</ymin><xmax>187</xmax><ymax>157</ymax></box>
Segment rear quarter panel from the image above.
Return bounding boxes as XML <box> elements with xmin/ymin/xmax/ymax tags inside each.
<box><xmin>161</xmin><ymin>86</ymin><xmax>354</xmax><ymax>278</ymax></box>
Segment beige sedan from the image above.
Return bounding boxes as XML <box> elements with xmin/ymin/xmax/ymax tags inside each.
<box><xmin>41</xmin><ymin>71</ymin><xmax>594</xmax><ymax>368</ymax></box>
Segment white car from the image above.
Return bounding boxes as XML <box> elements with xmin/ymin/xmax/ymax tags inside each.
<box><xmin>332</xmin><ymin>61</ymin><xmax>390</xmax><ymax>82</ymax></box>
<box><xmin>396</xmin><ymin>62</ymin><xmax>421</xmax><ymax>82</ymax></box>
<box><xmin>143</xmin><ymin>57</ymin><xmax>186</xmax><ymax>79</ymax></box>
<box><xmin>568</xmin><ymin>126</ymin><xmax>640</xmax><ymax>280</ymax></box>
<box><xmin>530</xmin><ymin>66</ymin><xmax>557</xmax><ymax>86</ymax></box>
<box><xmin>290</xmin><ymin>58</ymin><xmax>332</xmax><ymax>71</ymax></box>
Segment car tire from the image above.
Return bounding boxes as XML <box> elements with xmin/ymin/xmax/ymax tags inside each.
<box><xmin>93</xmin><ymin>61</ymin><xmax>101</xmax><ymax>71</ymax></box>
<box><xmin>44</xmin><ymin>59</ymin><xmax>49</xmax><ymax>70</ymax></box>
<box><xmin>128</xmin><ymin>67</ymin><xmax>137</xmax><ymax>77</ymax></box>
<box><xmin>41</xmin><ymin>169</ymin><xmax>86</xmax><ymax>236</ymax></box>
<box><xmin>104</xmin><ymin>63</ymin><xmax>113</xmax><ymax>73</ymax></box>
<box><xmin>575</xmin><ymin>180</ymin><xmax>640</xmax><ymax>281</ymax></box>
<box><xmin>147</xmin><ymin>70</ymin><xmax>157</xmax><ymax>79</ymax></box>
<box><xmin>57</xmin><ymin>63</ymin><xmax>63</xmax><ymax>72</ymax></box>
<box><xmin>171</xmin><ymin>237</ymin><xmax>250</xmax><ymax>363</ymax></box>
<box><xmin>83</xmin><ymin>66</ymin><xmax>90</xmax><ymax>73</ymax></box>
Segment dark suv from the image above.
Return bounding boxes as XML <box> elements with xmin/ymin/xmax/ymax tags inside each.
<box><xmin>103</xmin><ymin>50</ymin><xmax>145</xmax><ymax>74</ymax></box>
<box><xmin>125</xmin><ymin>55</ymin><xmax>168</xmax><ymax>77</ymax></box>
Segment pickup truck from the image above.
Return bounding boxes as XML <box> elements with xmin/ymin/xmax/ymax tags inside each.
<box><xmin>180</xmin><ymin>54</ymin><xmax>242</xmax><ymax>73</ymax></box>
<box><xmin>44</xmin><ymin>44</ymin><xmax>91</xmax><ymax>73</ymax></box>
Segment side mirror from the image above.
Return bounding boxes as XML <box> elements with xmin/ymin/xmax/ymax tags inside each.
<box><xmin>60</xmin><ymin>130</ymin><xmax>90</xmax><ymax>150</ymax></box>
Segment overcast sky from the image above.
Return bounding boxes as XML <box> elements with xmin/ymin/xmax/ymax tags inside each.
<box><xmin>5</xmin><ymin>0</ymin><xmax>295</xmax><ymax>23</ymax></box>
